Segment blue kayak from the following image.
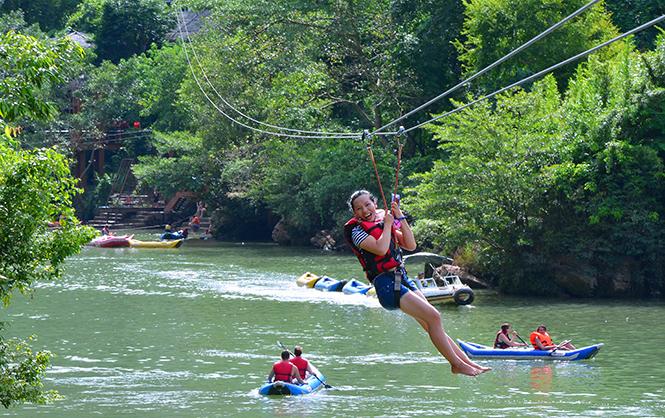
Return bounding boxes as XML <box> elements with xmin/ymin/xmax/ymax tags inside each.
<box><xmin>342</xmin><ymin>278</ymin><xmax>372</xmax><ymax>295</ymax></box>
<box><xmin>161</xmin><ymin>231</ymin><xmax>187</xmax><ymax>240</ymax></box>
<box><xmin>314</xmin><ymin>276</ymin><xmax>346</xmax><ymax>292</ymax></box>
<box><xmin>457</xmin><ymin>340</ymin><xmax>603</xmax><ymax>361</ymax></box>
<box><xmin>258</xmin><ymin>367</ymin><xmax>326</xmax><ymax>396</ymax></box>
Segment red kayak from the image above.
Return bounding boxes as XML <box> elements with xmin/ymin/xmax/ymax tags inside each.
<box><xmin>86</xmin><ymin>235</ymin><xmax>134</xmax><ymax>248</ymax></box>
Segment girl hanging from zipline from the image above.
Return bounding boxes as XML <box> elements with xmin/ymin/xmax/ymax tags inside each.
<box><xmin>343</xmin><ymin>130</ymin><xmax>490</xmax><ymax>377</ymax></box>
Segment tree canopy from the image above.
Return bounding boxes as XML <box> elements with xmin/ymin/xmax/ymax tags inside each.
<box><xmin>0</xmin><ymin>31</ymin><xmax>96</xmax><ymax>408</ymax></box>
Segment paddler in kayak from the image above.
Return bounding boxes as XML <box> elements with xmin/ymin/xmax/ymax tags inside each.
<box><xmin>268</xmin><ymin>350</ymin><xmax>307</xmax><ymax>384</ymax></box>
<box><xmin>290</xmin><ymin>346</ymin><xmax>316</xmax><ymax>380</ymax></box>
<box><xmin>344</xmin><ymin>190</ymin><xmax>490</xmax><ymax>376</ymax></box>
<box><xmin>494</xmin><ymin>323</ymin><xmax>527</xmax><ymax>348</ymax></box>
<box><xmin>530</xmin><ymin>325</ymin><xmax>576</xmax><ymax>350</ymax></box>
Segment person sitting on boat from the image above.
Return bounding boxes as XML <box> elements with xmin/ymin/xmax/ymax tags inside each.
<box><xmin>268</xmin><ymin>350</ymin><xmax>307</xmax><ymax>384</ymax></box>
<box><xmin>101</xmin><ymin>224</ymin><xmax>114</xmax><ymax>236</ymax></box>
<box><xmin>289</xmin><ymin>346</ymin><xmax>315</xmax><ymax>380</ymax></box>
<box><xmin>530</xmin><ymin>325</ymin><xmax>575</xmax><ymax>350</ymax></box>
<box><xmin>343</xmin><ymin>189</ymin><xmax>490</xmax><ymax>377</ymax></box>
<box><xmin>165</xmin><ymin>224</ymin><xmax>172</xmax><ymax>232</ymax></box>
<box><xmin>494</xmin><ymin>323</ymin><xmax>527</xmax><ymax>349</ymax></box>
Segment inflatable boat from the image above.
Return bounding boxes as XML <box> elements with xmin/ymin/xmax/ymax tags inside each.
<box><xmin>129</xmin><ymin>238</ymin><xmax>183</xmax><ymax>248</ymax></box>
<box><xmin>342</xmin><ymin>278</ymin><xmax>372</xmax><ymax>295</ymax></box>
<box><xmin>258</xmin><ymin>366</ymin><xmax>327</xmax><ymax>396</ymax></box>
<box><xmin>161</xmin><ymin>231</ymin><xmax>187</xmax><ymax>240</ymax></box>
<box><xmin>314</xmin><ymin>276</ymin><xmax>346</xmax><ymax>292</ymax></box>
<box><xmin>457</xmin><ymin>340</ymin><xmax>604</xmax><ymax>361</ymax></box>
<box><xmin>297</xmin><ymin>272</ymin><xmax>320</xmax><ymax>288</ymax></box>
<box><xmin>86</xmin><ymin>235</ymin><xmax>133</xmax><ymax>248</ymax></box>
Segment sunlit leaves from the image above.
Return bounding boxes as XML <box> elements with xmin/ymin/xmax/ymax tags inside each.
<box><xmin>0</xmin><ymin>32</ymin><xmax>83</xmax><ymax>133</ymax></box>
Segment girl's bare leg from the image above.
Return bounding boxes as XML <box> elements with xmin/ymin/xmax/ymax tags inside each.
<box><xmin>399</xmin><ymin>292</ymin><xmax>486</xmax><ymax>376</ymax></box>
<box><xmin>410</xmin><ymin>290</ymin><xmax>490</xmax><ymax>372</ymax></box>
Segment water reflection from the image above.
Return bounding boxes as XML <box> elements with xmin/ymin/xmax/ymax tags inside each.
<box><xmin>530</xmin><ymin>363</ymin><xmax>552</xmax><ymax>393</ymax></box>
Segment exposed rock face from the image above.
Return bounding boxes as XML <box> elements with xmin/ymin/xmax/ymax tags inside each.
<box><xmin>441</xmin><ymin>265</ymin><xmax>492</xmax><ymax>289</ymax></box>
<box><xmin>311</xmin><ymin>230</ymin><xmax>336</xmax><ymax>250</ymax></box>
<box><xmin>554</xmin><ymin>260</ymin><xmax>598</xmax><ymax>297</ymax></box>
<box><xmin>271</xmin><ymin>218</ymin><xmax>293</xmax><ymax>246</ymax></box>
<box><xmin>553</xmin><ymin>257</ymin><xmax>638</xmax><ymax>297</ymax></box>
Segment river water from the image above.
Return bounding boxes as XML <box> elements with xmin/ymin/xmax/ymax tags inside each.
<box><xmin>2</xmin><ymin>233</ymin><xmax>665</xmax><ymax>417</ymax></box>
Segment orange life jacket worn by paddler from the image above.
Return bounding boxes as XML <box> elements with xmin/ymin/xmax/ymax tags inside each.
<box><xmin>530</xmin><ymin>330</ymin><xmax>553</xmax><ymax>349</ymax></box>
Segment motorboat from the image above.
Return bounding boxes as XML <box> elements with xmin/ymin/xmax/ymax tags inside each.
<box><xmin>404</xmin><ymin>252</ymin><xmax>475</xmax><ymax>305</ymax></box>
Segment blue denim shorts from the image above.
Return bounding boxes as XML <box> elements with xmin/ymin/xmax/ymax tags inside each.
<box><xmin>373</xmin><ymin>268</ymin><xmax>418</xmax><ymax>310</ymax></box>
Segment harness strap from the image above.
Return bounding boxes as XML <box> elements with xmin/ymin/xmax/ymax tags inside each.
<box><xmin>394</xmin><ymin>268</ymin><xmax>402</xmax><ymax>309</ymax></box>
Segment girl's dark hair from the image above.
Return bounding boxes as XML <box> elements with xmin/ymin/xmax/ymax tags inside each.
<box><xmin>347</xmin><ymin>189</ymin><xmax>376</xmax><ymax>212</ymax></box>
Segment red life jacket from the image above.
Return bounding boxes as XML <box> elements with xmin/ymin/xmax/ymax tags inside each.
<box><xmin>290</xmin><ymin>356</ymin><xmax>308</xmax><ymax>380</ymax></box>
<box><xmin>273</xmin><ymin>361</ymin><xmax>294</xmax><ymax>382</ymax></box>
<box><xmin>494</xmin><ymin>331</ymin><xmax>510</xmax><ymax>349</ymax></box>
<box><xmin>343</xmin><ymin>215</ymin><xmax>401</xmax><ymax>282</ymax></box>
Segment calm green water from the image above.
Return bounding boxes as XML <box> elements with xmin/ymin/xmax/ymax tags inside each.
<box><xmin>2</xmin><ymin>232</ymin><xmax>665</xmax><ymax>417</ymax></box>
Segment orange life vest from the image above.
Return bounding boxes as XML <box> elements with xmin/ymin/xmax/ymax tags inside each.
<box><xmin>530</xmin><ymin>331</ymin><xmax>553</xmax><ymax>349</ymax></box>
<box><xmin>273</xmin><ymin>361</ymin><xmax>294</xmax><ymax>382</ymax></box>
<box><xmin>343</xmin><ymin>215</ymin><xmax>401</xmax><ymax>282</ymax></box>
<box><xmin>290</xmin><ymin>356</ymin><xmax>308</xmax><ymax>380</ymax></box>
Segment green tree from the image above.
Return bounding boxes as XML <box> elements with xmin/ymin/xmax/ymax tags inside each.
<box><xmin>605</xmin><ymin>0</ymin><xmax>665</xmax><ymax>51</ymax></box>
<box><xmin>93</xmin><ymin>0</ymin><xmax>174</xmax><ymax>64</ymax></box>
<box><xmin>0</xmin><ymin>31</ymin><xmax>97</xmax><ymax>408</ymax></box>
<box><xmin>407</xmin><ymin>76</ymin><xmax>566</xmax><ymax>293</ymax></box>
<box><xmin>455</xmin><ymin>0</ymin><xmax>619</xmax><ymax>93</ymax></box>
<box><xmin>407</xmin><ymin>38</ymin><xmax>665</xmax><ymax>298</ymax></box>
<box><xmin>0</xmin><ymin>0</ymin><xmax>83</xmax><ymax>33</ymax></box>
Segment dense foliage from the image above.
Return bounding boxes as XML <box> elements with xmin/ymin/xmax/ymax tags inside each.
<box><xmin>0</xmin><ymin>32</ymin><xmax>97</xmax><ymax>407</ymax></box>
<box><xmin>409</xmin><ymin>39</ymin><xmax>665</xmax><ymax>297</ymax></box>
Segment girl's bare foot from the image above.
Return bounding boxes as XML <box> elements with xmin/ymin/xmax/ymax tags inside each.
<box><xmin>451</xmin><ymin>362</ymin><xmax>483</xmax><ymax>376</ymax></box>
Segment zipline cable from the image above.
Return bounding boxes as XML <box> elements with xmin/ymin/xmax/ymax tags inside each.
<box><xmin>370</xmin><ymin>0</ymin><xmax>602</xmax><ymax>137</ymax></box>
<box><xmin>404</xmin><ymin>14</ymin><xmax>665</xmax><ymax>134</ymax></box>
<box><xmin>176</xmin><ymin>2</ymin><xmax>357</xmax><ymax>139</ymax></box>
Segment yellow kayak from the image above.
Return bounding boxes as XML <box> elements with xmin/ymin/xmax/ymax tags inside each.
<box><xmin>129</xmin><ymin>239</ymin><xmax>184</xmax><ymax>248</ymax></box>
<box><xmin>297</xmin><ymin>272</ymin><xmax>320</xmax><ymax>288</ymax></box>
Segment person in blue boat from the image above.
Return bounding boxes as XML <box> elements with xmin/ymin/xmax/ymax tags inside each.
<box><xmin>530</xmin><ymin>325</ymin><xmax>575</xmax><ymax>350</ymax></box>
<box><xmin>268</xmin><ymin>350</ymin><xmax>307</xmax><ymax>384</ymax></box>
<box><xmin>290</xmin><ymin>346</ymin><xmax>315</xmax><ymax>380</ymax></box>
<box><xmin>494</xmin><ymin>323</ymin><xmax>527</xmax><ymax>348</ymax></box>
<box><xmin>344</xmin><ymin>190</ymin><xmax>490</xmax><ymax>377</ymax></box>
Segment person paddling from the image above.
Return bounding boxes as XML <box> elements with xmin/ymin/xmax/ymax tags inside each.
<box><xmin>494</xmin><ymin>323</ymin><xmax>527</xmax><ymax>348</ymax></box>
<box><xmin>268</xmin><ymin>350</ymin><xmax>307</xmax><ymax>384</ymax></box>
<box><xmin>290</xmin><ymin>346</ymin><xmax>315</xmax><ymax>380</ymax></box>
<box><xmin>343</xmin><ymin>190</ymin><xmax>490</xmax><ymax>376</ymax></box>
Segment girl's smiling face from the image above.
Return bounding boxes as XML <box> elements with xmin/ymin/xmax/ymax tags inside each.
<box><xmin>351</xmin><ymin>193</ymin><xmax>377</xmax><ymax>222</ymax></box>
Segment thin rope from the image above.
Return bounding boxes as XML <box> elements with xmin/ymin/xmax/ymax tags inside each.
<box><xmin>370</xmin><ymin>0</ymin><xmax>602</xmax><ymax>137</ymax></box>
<box><xmin>392</xmin><ymin>127</ymin><xmax>406</xmax><ymax>205</ymax></box>
<box><xmin>362</xmin><ymin>130</ymin><xmax>389</xmax><ymax>211</ymax></box>
<box><xmin>405</xmin><ymin>14</ymin><xmax>665</xmax><ymax>133</ymax></box>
